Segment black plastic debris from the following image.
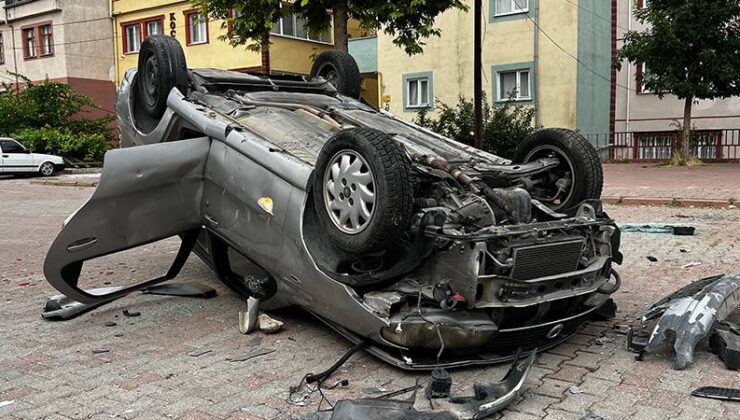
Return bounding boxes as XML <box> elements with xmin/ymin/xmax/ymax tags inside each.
<box><xmin>426</xmin><ymin>368</ymin><xmax>452</xmax><ymax>399</ymax></box>
<box><xmin>141</xmin><ymin>282</ymin><xmax>218</xmax><ymax>298</ymax></box>
<box><xmin>92</xmin><ymin>349</ymin><xmax>110</xmax><ymax>354</ymax></box>
<box><xmin>709</xmin><ymin>328</ymin><xmax>740</xmax><ymax>370</ymax></box>
<box><xmin>226</xmin><ymin>348</ymin><xmax>275</xmax><ymax>362</ymax></box>
<box><xmin>123</xmin><ymin>309</ymin><xmax>141</xmax><ymax>317</ymax></box>
<box><xmin>692</xmin><ymin>386</ymin><xmax>740</xmax><ymax>402</ymax></box>
<box><xmin>187</xmin><ymin>349</ymin><xmax>212</xmax><ymax>357</ymax></box>
<box><xmin>647</xmin><ymin>256</ymin><xmax>658</xmax><ymax>262</ymax></box>
<box><xmin>104</xmin><ymin>321</ymin><xmax>117</xmax><ymax>327</ymax></box>
<box><xmin>42</xmin><ymin>287</ymin><xmax>125</xmax><ymax>320</ymax></box>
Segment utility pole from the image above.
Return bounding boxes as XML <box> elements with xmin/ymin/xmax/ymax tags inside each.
<box><xmin>473</xmin><ymin>0</ymin><xmax>483</xmax><ymax>149</ymax></box>
<box><xmin>5</xmin><ymin>8</ymin><xmax>19</xmax><ymax>92</ymax></box>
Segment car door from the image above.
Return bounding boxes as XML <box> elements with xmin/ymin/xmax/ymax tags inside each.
<box><xmin>0</xmin><ymin>139</ymin><xmax>34</xmax><ymax>173</ymax></box>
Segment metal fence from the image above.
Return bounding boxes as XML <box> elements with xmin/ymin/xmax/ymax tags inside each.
<box><xmin>584</xmin><ymin>129</ymin><xmax>740</xmax><ymax>162</ymax></box>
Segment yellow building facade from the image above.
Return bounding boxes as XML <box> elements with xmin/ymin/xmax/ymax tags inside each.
<box><xmin>111</xmin><ymin>0</ymin><xmax>338</xmax><ymax>85</ymax></box>
<box><xmin>370</xmin><ymin>0</ymin><xmax>614</xmax><ymax>136</ymax></box>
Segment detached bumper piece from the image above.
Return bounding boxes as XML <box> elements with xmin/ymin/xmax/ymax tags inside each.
<box><xmin>307</xmin><ymin>351</ymin><xmax>536</xmax><ymax>420</ymax></box>
<box><xmin>692</xmin><ymin>386</ymin><xmax>740</xmax><ymax>402</ymax></box>
<box><xmin>629</xmin><ymin>274</ymin><xmax>740</xmax><ymax>369</ymax></box>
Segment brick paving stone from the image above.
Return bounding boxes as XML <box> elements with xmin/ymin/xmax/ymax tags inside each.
<box><xmin>547</xmin><ymin>365</ymin><xmax>590</xmax><ymax>383</ymax></box>
<box><xmin>545</xmin><ymin>343</ymin><xmax>586</xmax><ymax>358</ymax></box>
<box><xmin>509</xmin><ymin>391</ymin><xmax>560</xmax><ymax>417</ymax></box>
<box><xmin>564</xmin><ymin>351</ymin><xmax>608</xmax><ymax>370</ymax></box>
<box><xmin>588</xmin><ymin>390</ymin><xmax>640</xmax><ymax>420</ymax></box>
<box><xmin>631</xmin><ymin>405</ymin><xmax>680</xmax><ymax>420</ymax></box>
<box><xmin>536</xmin><ymin>353</ymin><xmax>571</xmax><ymax>368</ymax></box>
<box><xmin>544</xmin><ymin>408</ymin><xmax>584</xmax><ymax>420</ymax></box>
<box><xmin>531</xmin><ymin>378</ymin><xmax>575</xmax><ymax>399</ymax></box>
<box><xmin>550</xmin><ymin>393</ymin><xmax>603</xmax><ymax>415</ymax></box>
<box><xmin>497</xmin><ymin>409</ymin><xmax>542</xmax><ymax>420</ymax></box>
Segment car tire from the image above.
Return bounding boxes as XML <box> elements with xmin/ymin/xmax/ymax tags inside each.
<box><xmin>39</xmin><ymin>162</ymin><xmax>55</xmax><ymax>177</ymax></box>
<box><xmin>136</xmin><ymin>35</ymin><xmax>188</xmax><ymax>119</ymax></box>
<box><xmin>513</xmin><ymin>128</ymin><xmax>603</xmax><ymax>213</ymax></box>
<box><xmin>313</xmin><ymin>128</ymin><xmax>413</xmax><ymax>254</ymax></box>
<box><xmin>310</xmin><ymin>50</ymin><xmax>362</xmax><ymax>99</ymax></box>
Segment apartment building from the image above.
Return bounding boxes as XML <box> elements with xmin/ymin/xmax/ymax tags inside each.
<box><xmin>353</xmin><ymin>0</ymin><xmax>614</xmax><ymax>137</ymax></box>
<box><xmin>0</xmin><ymin>0</ymin><xmax>116</xmax><ymax>116</ymax></box>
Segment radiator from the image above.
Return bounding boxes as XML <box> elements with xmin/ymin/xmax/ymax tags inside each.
<box><xmin>510</xmin><ymin>239</ymin><xmax>584</xmax><ymax>280</ymax></box>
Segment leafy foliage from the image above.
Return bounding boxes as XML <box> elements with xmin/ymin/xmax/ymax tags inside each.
<box><xmin>0</xmin><ymin>77</ymin><xmax>113</xmax><ymax>161</ymax></box>
<box><xmin>415</xmin><ymin>95</ymin><xmax>536</xmax><ymax>159</ymax></box>
<box><xmin>192</xmin><ymin>0</ymin><xmax>466</xmax><ymax>54</ymax></box>
<box><xmin>616</xmin><ymin>0</ymin><xmax>740</xmax><ymax>161</ymax></box>
<box><xmin>13</xmin><ymin>127</ymin><xmax>109</xmax><ymax>162</ymax></box>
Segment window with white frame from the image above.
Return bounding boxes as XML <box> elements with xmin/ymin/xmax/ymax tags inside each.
<box><xmin>498</xmin><ymin>69</ymin><xmax>530</xmax><ymax>101</ymax></box>
<box><xmin>187</xmin><ymin>12</ymin><xmax>208</xmax><ymax>45</ymax></box>
<box><xmin>637</xmin><ymin>133</ymin><xmax>672</xmax><ymax>160</ymax></box>
<box><xmin>495</xmin><ymin>0</ymin><xmax>529</xmax><ymax>16</ymax></box>
<box><xmin>147</xmin><ymin>20</ymin><xmax>163</xmax><ymax>36</ymax></box>
<box><xmin>40</xmin><ymin>24</ymin><xmax>53</xmax><ymax>56</ymax></box>
<box><xmin>638</xmin><ymin>63</ymin><xmax>656</xmax><ymax>94</ymax></box>
<box><xmin>406</xmin><ymin>77</ymin><xmax>430</xmax><ymax>109</ymax></box>
<box><xmin>23</xmin><ymin>28</ymin><xmax>36</xmax><ymax>58</ymax></box>
<box><xmin>270</xmin><ymin>3</ymin><xmax>332</xmax><ymax>43</ymax></box>
<box><xmin>124</xmin><ymin>23</ymin><xmax>141</xmax><ymax>53</ymax></box>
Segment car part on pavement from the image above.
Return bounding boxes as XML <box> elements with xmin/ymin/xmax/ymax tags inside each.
<box><xmin>141</xmin><ymin>282</ymin><xmax>218</xmax><ymax>298</ymax></box>
<box><xmin>629</xmin><ymin>274</ymin><xmax>740</xmax><ymax>369</ymax></box>
<box><xmin>239</xmin><ymin>297</ymin><xmax>261</xmax><ymax>334</ymax></box>
<box><xmin>691</xmin><ymin>386</ymin><xmax>740</xmax><ymax>402</ymax></box>
<box><xmin>426</xmin><ymin>368</ymin><xmax>453</xmax><ymax>399</ymax></box>
<box><xmin>42</xmin><ymin>287</ymin><xmax>125</xmax><ymax>320</ymax></box>
<box><xmin>304</xmin><ymin>351</ymin><xmax>535</xmax><ymax>419</ymax></box>
<box><xmin>619</xmin><ymin>224</ymin><xmax>696</xmax><ymax>236</ymax></box>
<box><xmin>709</xmin><ymin>325</ymin><xmax>740</xmax><ymax>370</ymax></box>
<box><xmin>43</xmin><ymin>35</ymin><xmax>624</xmax><ymax>370</ymax></box>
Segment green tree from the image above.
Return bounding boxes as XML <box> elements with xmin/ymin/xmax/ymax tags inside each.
<box><xmin>616</xmin><ymin>0</ymin><xmax>740</xmax><ymax>164</ymax></box>
<box><xmin>192</xmin><ymin>0</ymin><xmax>466</xmax><ymax>54</ymax></box>
<box><xmin>415</xmin><ymin>95</ymin><xmax>536</xmax><ymax>159</ymax></box>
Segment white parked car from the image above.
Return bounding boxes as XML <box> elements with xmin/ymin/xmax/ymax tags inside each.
<box><xmin>0</xmin><ymin>138</ymin><xmax>64</xmax><ymax>176</ymax></box>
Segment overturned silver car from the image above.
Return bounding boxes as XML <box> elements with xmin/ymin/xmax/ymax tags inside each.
<box><xmin>44</xmin><ymin>36</ymin><xmax>622</xmax><ymax>369</ymax></box>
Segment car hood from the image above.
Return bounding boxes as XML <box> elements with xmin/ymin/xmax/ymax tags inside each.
<box><xmin>32</xmin><ymin>153</ymin><xmax>64</xmax><ymax>164</ymax></box>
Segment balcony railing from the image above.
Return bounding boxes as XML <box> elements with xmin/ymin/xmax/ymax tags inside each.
<box><xmin>584</xmin><ymin>129</ymin><xmax>740</xmax><ymax>162</ymax></box>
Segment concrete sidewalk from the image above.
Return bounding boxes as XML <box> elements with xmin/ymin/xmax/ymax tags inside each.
<box><xmin>603</xmin><ymin>163</ymin><xmax>739</xmax><ymax>208</ymax></box>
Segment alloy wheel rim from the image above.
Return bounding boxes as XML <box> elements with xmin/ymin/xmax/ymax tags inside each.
<box><xmin>524</xmin><ymin>145</ymin><xmax>575</xmax><ymax>210</ymax></box>
<box><xmin>323</xmin><ymin>149</ymin><xmax>375</xmax><ymax>234</ymax></box>
<box><xmin>41</xmin><ymin>163</ymin><xmax>53</xmax><ymax>176</ymax></box>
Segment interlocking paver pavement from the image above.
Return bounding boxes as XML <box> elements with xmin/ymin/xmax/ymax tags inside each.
<box><xmin>1</xmin><ymin>177</ymin><xmax>739</xmax><ymax>419</ymax></box>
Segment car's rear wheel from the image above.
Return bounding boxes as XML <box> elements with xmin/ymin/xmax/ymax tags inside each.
<box><xmin>312</xmin><ymin>128</ymin><xmax>413</xmax><ymax>254</ymax></box>
<box><xmin>135</xmin><ymin>35</ymin><xmax>188</xmax><ymax>119</ymax></box>
<box><xmin>513</xmin><ymin>128</ymin><xmax>603</xmax><ymax>213</ymax></box>
<box><xmin>310</xmin><ymin>50</ymin><xmax>362</xmax><ymax>99</ymax></box>
<box><xmin>39</xmin><ymin>162</ymin><xmax>55</xmax><ymax>177</ymax></box>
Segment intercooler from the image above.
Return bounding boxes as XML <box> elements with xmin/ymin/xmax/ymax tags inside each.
<box><xmin>510</xmin><ymin>239</ymin><xmax>585</xmax><ymax>280</ymax></box>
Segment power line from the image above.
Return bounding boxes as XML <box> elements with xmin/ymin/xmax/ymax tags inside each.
<box><xmin>1</xmin><ymin>16</ymin><xmax>111</xmax><ymax>29</ymax></box>
<box><xmin>524</xmin><ymin>13</ymin><xmax>636</xmax><ymax>93</ymax></box>
<box><xmin>560</xmin><ymin>0</ymin><xmax>630</xmax><ymax>33</ymax></box>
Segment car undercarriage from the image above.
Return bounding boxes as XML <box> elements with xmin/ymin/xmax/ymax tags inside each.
<box><xmin>43</xmin><ymin>36</ymin><xmax>623</xmax><ymax>373</ymax></box>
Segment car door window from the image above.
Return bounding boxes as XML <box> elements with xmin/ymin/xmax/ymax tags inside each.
<box><xmin>0</xmin><ymin>140</ymin><xmax>25</xmax><ymax>153</ymax></box>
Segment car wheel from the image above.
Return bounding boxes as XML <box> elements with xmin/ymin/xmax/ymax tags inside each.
<box><xmin>310</xmin><ymin>50</ymin><xmax>362</xmax><ymax>99</ymax></box>
<box><xmin>313</xmin><ymin>128</ymin><xmax>413</xmax><ymax>254</ymax></box>
<box><xmin>136</xmin><ymin>35</ymin><xmax>188</xmax><ymax>119</ymax></box>
<box><xmin>513</xmin><ymin>128</ymin><xmax>603</xmax><ymax>213</ymax></box>
<box><xmin>39</xmin><ymin>162</ymin><xmax>55</xmax><ymax>177</ymax></box>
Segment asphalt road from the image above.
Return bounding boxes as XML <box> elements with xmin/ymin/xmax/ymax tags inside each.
<box><xmin>1</xmin><ymin>177</ymin><xmax>738</xmax><ymax>420</ymax></box>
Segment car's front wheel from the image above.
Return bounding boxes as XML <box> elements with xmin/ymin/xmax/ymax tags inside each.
<box><xmin>39</xmin><ymin>162</ymin><xmax>55</xmax><ymax>177</ymax></box>
<box><xmin>312</xmin><ymin>128</ymin><xmax>413</xmax><ymax>254</ymax></box>
<box><xmin>513</xmin><ymin>128</ymin><xmax>603</xmax><ymax>213</ymax></box>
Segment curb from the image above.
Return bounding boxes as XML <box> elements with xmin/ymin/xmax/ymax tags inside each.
<box><xmin>603</xmin><ymin>196</ymin><xmax>737</xmax><ymax>209</ymax></box>
<box><xmin>30</xmin><ymin>179</ymin><xmax>98</xmax><ymax>188</ymax></box>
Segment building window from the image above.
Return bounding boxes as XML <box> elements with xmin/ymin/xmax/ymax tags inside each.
<box><xmin>0</xmin><ymin>33</ymin><xmax>5</xmax><ymax>64</ymax></box>
<box><xmin>637</xmin><ymin>63</ymin><xmax>656</xmax><ymax>94</ymax></box>
<box><xmin>693</xmin><ymin>131</ymin><xmax>720</xmax><ymax>160</ymax></box>
<box><xmin>494</xmin><ymin>0</ymin><xmax>529</xmax><ymax>16</ymax></box>
<box><xmin>497</xmin><ymin>69</ymin><xmax>531</xmax><ymax>101</ymax></box>
<box><xmin>23</xmin><ymin>28</ymin><xmax>36</xmax><ymax>58</ymax></box>
<box><xmin>186</xmin><ymin>12</ymin><xmax>208</xmax><ymax>45</ymax></box>
<box><xmin>270</xmin><ymin>3</ymin><xmax>332</xmax><ymax>43</ymax></box>
<box><xmin>636</xmin><ymin>133</ymin><xmax>672</xmax><ymax>160</ymax></box>
<box><xmin>146</xmin><ymin>19</ymin><xmax>163</xmax><ymax>36</ymax></box>
<box><xmin>40</xmin><ymin>24</ymin><xmax>53</xmax><ymax>56</ymax></box>
<box><xmin>402</xmin><ymin>72</ymin><xmax>433</xmax><ymax>111</ymax></box>
<box><xmin>124</xmin><ymin>23</ymin><xmax>141</xmax><ymax>53</ymax></box>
